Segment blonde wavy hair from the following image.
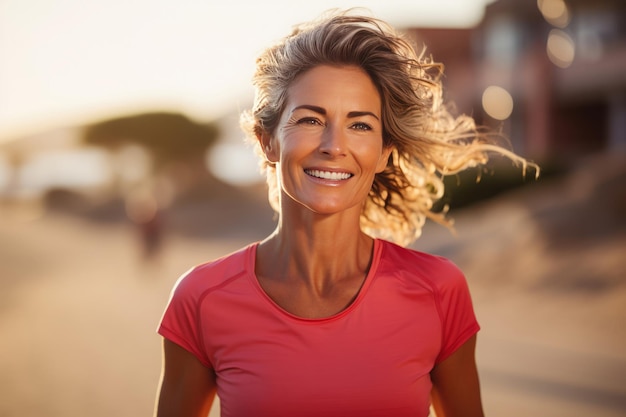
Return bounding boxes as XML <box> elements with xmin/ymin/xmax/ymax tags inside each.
<box><xmin>240</xmin><ymin>10</ymin><xmax>537</xmax><ymax>246</ymax></box>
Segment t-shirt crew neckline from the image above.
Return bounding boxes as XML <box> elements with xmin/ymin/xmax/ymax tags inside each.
<box><xmin>246</xmin><ymin>238</ymin><xmax>383</xmax><ymax>323</ymax></box>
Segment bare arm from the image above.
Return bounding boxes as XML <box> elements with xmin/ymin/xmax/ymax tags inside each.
<box><xmin>154</xmin><ymin>338</ymin><xmax>217</xmax><ymax>417</ymax></box>
<box><xmin>430</xmin><ymin>334</ymin><xmax>484</xmax><ymax>417</ymax></box>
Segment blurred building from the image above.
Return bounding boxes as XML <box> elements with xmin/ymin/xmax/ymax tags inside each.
<box><xmin>408</xmin><ymin>0</ymin><xmax>626</xmax><ymax>165</ymax></box>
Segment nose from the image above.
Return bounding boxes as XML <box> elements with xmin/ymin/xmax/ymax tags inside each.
<box><xmin>318</xmin><ymin>124</ymin><xmax>347</xmax><ymax>157</ymax></box>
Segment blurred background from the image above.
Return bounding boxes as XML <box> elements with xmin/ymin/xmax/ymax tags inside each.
<box><xmin>0</xmin><ymin>0</ymin><xmax>624</xmax><ymax>416</ymax></box>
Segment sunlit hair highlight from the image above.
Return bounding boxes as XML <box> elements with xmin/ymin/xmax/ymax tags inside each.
<box><xmin>240</xmin><ymin>9</ymin><xmax>537</xmax><ymax>246</ymax></box>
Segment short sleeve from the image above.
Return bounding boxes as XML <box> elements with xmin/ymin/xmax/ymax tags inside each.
<box><xmin>157</xmin><ymin>267</ymin><xmax>213</xmax><ymax>368</ymax></box>
<box><xmin>434</xmin><ymin>259</ymin><xmax>480</xmax><ymax>364</ymax></box>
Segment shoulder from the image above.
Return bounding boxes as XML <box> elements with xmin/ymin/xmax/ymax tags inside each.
<box><xmin>170</xmin><ymin>243</ymin><xmax>255</xmax><ymax>302</ymax></box>
<box><xmin>377</xmin><ymin>239</ymin><xmax>466</xmax><ymax>292</ymax></box>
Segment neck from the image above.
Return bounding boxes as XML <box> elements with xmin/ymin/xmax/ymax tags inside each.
<box><xmin>258</xmin><ymin>207</ymin><xmax>374</xmax><ymax>294</ymax></box>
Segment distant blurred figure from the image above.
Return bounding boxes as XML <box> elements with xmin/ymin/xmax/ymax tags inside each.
<box><xmin>125</xmin><ymin>189</ymin><xmax>163</xmax><ymax>261</ymax></box>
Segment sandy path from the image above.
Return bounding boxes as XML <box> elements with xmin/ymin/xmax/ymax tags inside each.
<box><xmin>0</xmin><ymin>208</ymin><xmax>237</xmax><ymax>417</ymax></box>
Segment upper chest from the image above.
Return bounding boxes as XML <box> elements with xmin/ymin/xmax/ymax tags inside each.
<box><xmin>203</xmin><ymin>280</ymin><xmax>439</xmax><ymax>417</ymax></box>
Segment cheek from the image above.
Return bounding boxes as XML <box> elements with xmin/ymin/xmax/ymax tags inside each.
<box><xmin>280</xmin><ymin>133</ymin><xmax>319</xmax><ymax>157</ymax></box>
<box><xmin>355</xmin><ymin>143</ymin><xmax>387</xmax><ymax>169</ymax></box>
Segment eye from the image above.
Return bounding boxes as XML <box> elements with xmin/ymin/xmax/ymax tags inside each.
<box><xmin>351</xmin><ymin>122</ymin><xmax>372</xmax><ymax>131</ymax></box>
<box><xmin>297</xmin><ymin>117</ymin><xmax>323</xmax><ymax>126</ymax></box>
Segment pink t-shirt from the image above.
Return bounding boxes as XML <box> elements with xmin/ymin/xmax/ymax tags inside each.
<box><xmin>158</xmin><ymin>238</ymin><xmax>479</xmax><ymax>417</ymax></box>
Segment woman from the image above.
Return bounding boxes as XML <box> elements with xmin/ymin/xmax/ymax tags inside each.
<box><xmin>154</xmin><ymin>10</ymin><xmax>535</xmax><ymax>417</ymax></box>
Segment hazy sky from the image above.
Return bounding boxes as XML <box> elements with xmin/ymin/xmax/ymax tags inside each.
<box><xmin>0</xmin><ymin>0</ymin><xmax>494</xmax><ymax>143</ymax></box>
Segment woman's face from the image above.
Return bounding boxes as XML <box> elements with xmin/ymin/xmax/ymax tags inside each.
<box><xmin>265</xmin><ymin>65</ymin><xmax>392</xmax><ymax>216</ymax></box>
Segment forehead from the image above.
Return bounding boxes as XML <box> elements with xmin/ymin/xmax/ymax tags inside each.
<box><xmin>285</xmin><ymin>65</ymin><xmax>381</xmax><ymax>111</ymax></box>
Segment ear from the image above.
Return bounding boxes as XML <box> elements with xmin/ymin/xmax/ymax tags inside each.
<box><xmin>258</xmin><ymin>131</ymin><xmax>279</xmax><ymax>163</ymax></box>
<box><xmin>375</xmin><ymin>145</ymin><xmax>393</xmax><ymax>173</ymax></box>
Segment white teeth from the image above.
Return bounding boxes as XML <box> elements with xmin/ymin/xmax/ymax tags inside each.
<box><xmin>305</xmin><ymin>169</ymin><xmax>352</xmax><ymax>180</ymax></box>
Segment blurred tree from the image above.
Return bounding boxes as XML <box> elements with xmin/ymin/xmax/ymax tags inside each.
<box><xmin>82</xmin><ymin>111</ymin><xmax>224</xmax><ymax>223</ymax></box>
<box><xmin>83</xmin><ymin>112</ymin><xmax>220</xmax><ymax>170</ymax></box>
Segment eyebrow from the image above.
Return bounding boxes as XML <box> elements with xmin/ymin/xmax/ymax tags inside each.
<box><xmin>292</xmin><ymin>104</ymin><xmax>380</xmax><ymax>121</ymax></box>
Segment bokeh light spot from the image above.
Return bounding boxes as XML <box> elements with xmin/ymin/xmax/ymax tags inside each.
<box><xmin>537</xmin><ymin>0</ymin><xmax>570</xmax><ymax>28</ymax></box>
<box><xmin>482</xmin><ymin>85</ymin><xmax>514</xmax><ymax>120</ymax></box>
<box><xmin>547</xmin><ymin>29</ymin><xmax>576</xmax><ymax>68</ymax></box>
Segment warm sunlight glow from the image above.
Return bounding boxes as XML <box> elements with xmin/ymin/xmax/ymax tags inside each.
<box><xmin>0</xmin><ymin>0</ymin><xmax>495</xmax><ymax>143</ymax></box>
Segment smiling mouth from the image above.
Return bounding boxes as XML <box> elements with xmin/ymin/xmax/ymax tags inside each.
<box><xmin>305</xmin><ymin>169</ymin><xmax>353</xmax><ymax>180</ymax></box>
